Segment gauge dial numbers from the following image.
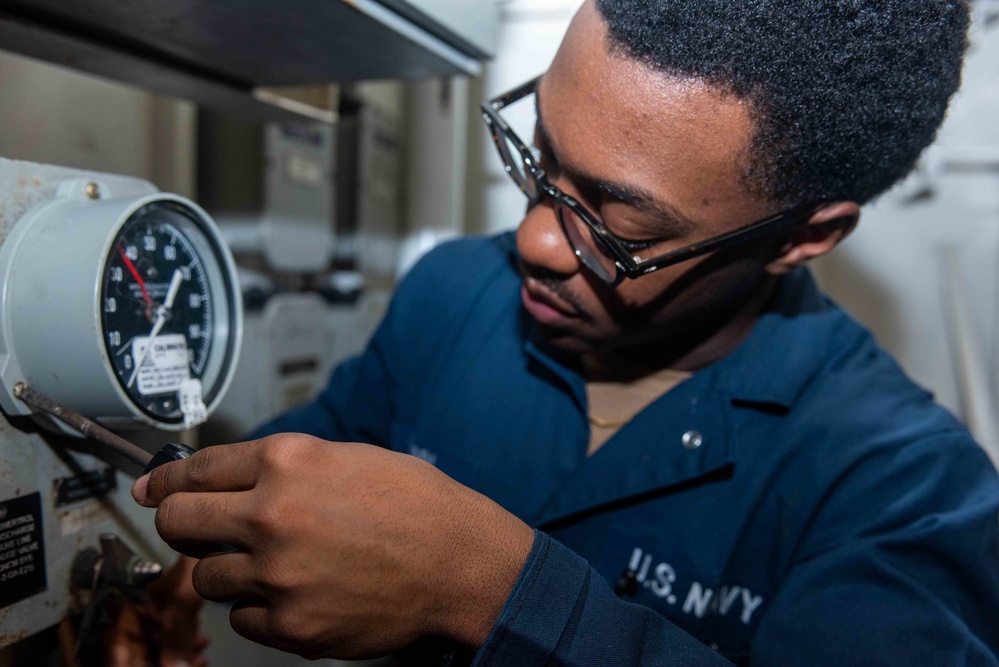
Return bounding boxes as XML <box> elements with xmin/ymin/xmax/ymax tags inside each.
<box><xmin>100</xmin><ymin>202</ymin><xmax>236</xmax><ymax>424</ymax></box>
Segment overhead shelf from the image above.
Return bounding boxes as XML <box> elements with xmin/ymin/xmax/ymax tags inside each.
<box><xmin>0</xmin><ymin>0</ymin><xmax>492</xmax><ymax>123</ymax></box>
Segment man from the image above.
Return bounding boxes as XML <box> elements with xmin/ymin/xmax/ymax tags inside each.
<box><xmin>133</xmin><ymin>0</ymin><xmax>999</xmax><ymax>664</ymax></box>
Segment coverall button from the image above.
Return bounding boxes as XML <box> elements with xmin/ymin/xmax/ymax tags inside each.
<box><xmin>682</xmin><ymin>430</ymin><xmax>703</xmax><ymax>450</ymax></box>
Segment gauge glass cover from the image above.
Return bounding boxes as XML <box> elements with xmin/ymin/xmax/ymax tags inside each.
<box><xmin>100</xmin><ymin>202</ymin><xmax>234</xmax><ymax>424</ymax></box>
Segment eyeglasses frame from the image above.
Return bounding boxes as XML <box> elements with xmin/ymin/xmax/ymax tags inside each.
<box><xmin>480</xmin><ymin>76</ymin><xmax>824</xmax><ymax>286</ymax></box>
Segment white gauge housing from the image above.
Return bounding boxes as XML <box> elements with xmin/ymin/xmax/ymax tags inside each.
<box><xmin>0</xmin><ymin>180</ymin><xmax>243</xmax><ymax>432</ymax></box>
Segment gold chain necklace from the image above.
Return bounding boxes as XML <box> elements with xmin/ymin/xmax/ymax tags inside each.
<box><xmin>588</xmin><ymin>414</ymin><xmax>631</xmax><ymax>429</ymax></box>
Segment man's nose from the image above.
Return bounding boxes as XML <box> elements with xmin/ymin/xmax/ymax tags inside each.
<box><xmin>516</xmin><ymin>200</ymin><xmax>580</xmax><ymax>277</ymax></box>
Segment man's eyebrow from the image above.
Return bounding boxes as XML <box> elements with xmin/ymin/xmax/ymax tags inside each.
<box><xmin>534</xmin><ymin>88</ymin><xmax>698</xmax><ymax>236</ymax></box>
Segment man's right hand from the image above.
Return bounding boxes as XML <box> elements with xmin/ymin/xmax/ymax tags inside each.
<box><xmin>132</xmin><ymin>434</ymin><xmax>535</xmax><ymax>660</ymax></box>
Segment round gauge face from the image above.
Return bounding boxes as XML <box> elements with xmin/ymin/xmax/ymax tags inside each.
<box><xmin>100</xmin><ymin>201</ymin><xmax>236</xmax><ymax>424</ymax></box>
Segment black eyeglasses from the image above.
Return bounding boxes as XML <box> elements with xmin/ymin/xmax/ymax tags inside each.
<box><xmin>481</xmin><ymin>76</ymin><xmax>823</xmax><ymax>286</ymax></box>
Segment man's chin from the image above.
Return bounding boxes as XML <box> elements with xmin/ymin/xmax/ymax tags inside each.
<box><xmin>535</xmin><ymin>323</ymin><xmax>601</xmax><ymax>356</ymax></box>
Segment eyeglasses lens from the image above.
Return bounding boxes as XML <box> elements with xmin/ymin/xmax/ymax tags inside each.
<box><xmin>558</xmin><ymin>205</ymin><xmax>618</xmax><ymax>283</ymax></box>
<box><xmin>487</xmin><ymin>84</ymin><xmax>620</xmax><ymax>284</ymax></box>
<box><xmin>498</xmin><ymin>132</ymin><xmax>539</xmax><ymax>201</ymax></box>
<box><xmin>492</xmin><ymin>89</ymin><xmax>544</xmax><ymax>197</ymax></box>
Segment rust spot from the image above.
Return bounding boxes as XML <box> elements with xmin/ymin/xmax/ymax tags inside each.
<box><xmin>0</xmin><ymin>629</ymin><xmax>30</xmax><ymax>647</ymax></box>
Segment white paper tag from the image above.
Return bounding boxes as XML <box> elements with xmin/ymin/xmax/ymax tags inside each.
<box><xmin>132</xmin><ymin>334</ymin><xmax>191</xmax><ymax>396</ymax></box>
<box><xmin>179</xmin><ymin>378</ymin><xmax>208</xmax><ymax>429</ymax></box>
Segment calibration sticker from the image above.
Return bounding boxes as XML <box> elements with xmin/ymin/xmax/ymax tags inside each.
<box><xmin>132</xmin><ymin>334</ymin><xmax>190</xmax><ymax>396</ymax></box>
<box><xmin>0</xmin><ymin>493</ymin><xmax>47</xmax><ymax>608</ymax></box>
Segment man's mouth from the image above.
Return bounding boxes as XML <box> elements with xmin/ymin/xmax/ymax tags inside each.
<box><xmin>521</xmin><ymin>278</ymin><xmax>583</xmax><ymax>326</ymax></box>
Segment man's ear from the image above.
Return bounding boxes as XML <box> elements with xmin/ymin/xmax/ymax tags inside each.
<box><xmin>764</xmin><ymin>201</ymin><xmax>861</xmax><ymax>275</ymax></box>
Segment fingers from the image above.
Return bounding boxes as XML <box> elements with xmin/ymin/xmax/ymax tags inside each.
<box><xmin>229</xmin><ymin>601</ymin><xmax>330</xmax><ymax>659</ymax></box>
<box><xmin>136</xmin><ymin>441</ymin><xmax>262</xmax><ymax>506</ymax></box>
<box><xmin>192</xmin><ymin>551</ymin><xmax>261</xmax><ymax>602</ymax></box>
<box><xmin>153</xmin><ymin>491</ymin><xmax>251</xmax><ymax>556</ymax></box>
<box><xmin>228</xmin><ymin>601</ymin><xmax>286</xmax><ymax>652</ymax></box>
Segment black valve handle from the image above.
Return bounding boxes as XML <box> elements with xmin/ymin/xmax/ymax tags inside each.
<box><xmin>143</xmin><ymin>442</ymin><xmax>196</xmax><ymax>474</ymax></box>
<box><xmin>145</xmin><ymin>443</ymin><xmax>234</xmax><ymax>558</ymax></box>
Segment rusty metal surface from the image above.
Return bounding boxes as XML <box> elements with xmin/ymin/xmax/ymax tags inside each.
<box><xmin>0</xmin><ymin>159</ymin><xmax>155</xmax><ymax>240</ymax></box>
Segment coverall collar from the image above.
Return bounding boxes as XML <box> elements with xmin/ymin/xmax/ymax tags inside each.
<box><xmin>522</xmin><ymin>267</ymin><xmax>839</xmax><ymax>526</ymax></box>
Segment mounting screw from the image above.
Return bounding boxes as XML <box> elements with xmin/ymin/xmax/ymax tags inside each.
<box><xmin>84</xmin><ymin>182</ymin><xmax>101</xmax><ymax>200</ymax></box>
<box><xmin>12</xmin><ymin>382</ymin><xmax>25</xmax><ymax>399</ymax></box>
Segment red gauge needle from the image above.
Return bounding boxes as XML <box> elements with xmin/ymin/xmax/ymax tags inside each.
<box><xmin>118</xmin><ymin>245</ymin><xmax>153</xmax><ymax>312</ymax></box>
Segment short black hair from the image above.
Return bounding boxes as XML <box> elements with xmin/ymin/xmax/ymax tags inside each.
<box><xmin>595</xmin><ymin>0</ymin><xmax>970</xmax><ymax>206</ymax></box>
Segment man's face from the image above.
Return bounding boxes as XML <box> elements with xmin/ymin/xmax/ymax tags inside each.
<box><xmin>516</xmin><ymin>1</ymin><xmax>780</xmax><ymax>358</ymax></box>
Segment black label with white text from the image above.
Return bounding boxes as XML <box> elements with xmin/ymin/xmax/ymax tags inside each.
<box><xmin>54</xmin><ymin>467</ymin><xmax>117</xmax><ymax>507</ymax></box>
<box><xmin>0</xmin><ymin>493</ymin><xmax>47</xmax><ymax>608</ymax></box>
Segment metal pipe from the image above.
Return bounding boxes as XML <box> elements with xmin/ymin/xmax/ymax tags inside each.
<box><xmin>13</xmin><ymin>382</ymin><xmax>153</xmax><ymax>468</ymax></box>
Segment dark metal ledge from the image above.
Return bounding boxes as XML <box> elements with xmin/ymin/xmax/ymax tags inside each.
<box><xmin>0</xmin><ymin>0</ymin><xmax>483</xmax><ymax>123</ymax></box>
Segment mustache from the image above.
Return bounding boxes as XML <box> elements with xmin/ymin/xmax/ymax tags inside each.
<box><xmin>537</xmin><ymin>276</ymin><xmax>592</xmax><ymax>320</ymax></box>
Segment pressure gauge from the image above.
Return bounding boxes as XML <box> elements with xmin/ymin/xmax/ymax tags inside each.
<box><xmin>0</xmin><ymin>180</ymin><xmax>242</xmax><ymax>432</ymax></box>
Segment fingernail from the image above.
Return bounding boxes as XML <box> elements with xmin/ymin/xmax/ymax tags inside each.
<box><xmin>132</xmin><ymin>474</ymin><xmax>150</xmax><ymax>505</ymax></box>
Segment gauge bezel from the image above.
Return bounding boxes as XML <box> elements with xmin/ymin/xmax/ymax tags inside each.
<box><xmin>0</xmin><ymin>179</ymin><xmax>243</xmax><ymax>437</ymax></box>
<box><xmin>98</xmin><ymin>198</ymin><xmax>241</xmax><ymax>427</ymax></box>
<box><xmin>0</xmin><ymin>181</ymin><xmax>242</xmax><ymax>434</ymax></box>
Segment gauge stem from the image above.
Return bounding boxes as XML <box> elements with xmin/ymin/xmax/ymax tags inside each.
<box><xmin>13</xmin><ymin>382</ymin><xmax>153</xmax><ymax>467</ymax></box>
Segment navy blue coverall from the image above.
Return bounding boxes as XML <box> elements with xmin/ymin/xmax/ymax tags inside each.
<box><xmin>255</xmin><ymin>233</ymin><xmax>999</xmax><ymax>666</ymax></box>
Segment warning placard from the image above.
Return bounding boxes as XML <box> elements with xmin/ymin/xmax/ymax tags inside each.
<box><xmin>133</xmin><ymin>334</ymin><xmax>191</xmax><ymax>396</ymax></box>
<box><xmin>0</xmin><ymin>493</ymin><xmax>47</xmax><ymax>608</ymax></box>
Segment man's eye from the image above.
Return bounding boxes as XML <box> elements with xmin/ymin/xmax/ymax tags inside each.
<box><xmin>614</xmin><ymin>236</ymin><xmax>659</xmax><ymax>252</ymax></box>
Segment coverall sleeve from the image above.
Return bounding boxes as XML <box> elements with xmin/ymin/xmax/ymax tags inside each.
<box><xmin>247</xmin><ymin>271</ymin><xmax>417</xmax><ymax>446</ymax></box>
<box><xmin>475</xmin><ymin>434</ymin><xmax>999</xmax><ymax>666</ymax></box>
<box><xmin>748</xmin><ymin>434</ymin><xmax>999</xmax><ymax>666</ymax></box>
<box><xmin>247</xmin><ymin>328</ymin><xmax>397</xmax><ymax>445</ymax></box>
<box><xmin>248</xmin><ymin>236</ymin><xmax>506</xmax><ymax>445</ymax></box>
<box><xmin>474</xmin><ymin>532</ymin><xmax>735</xmax><ymax>666</ymax></box>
